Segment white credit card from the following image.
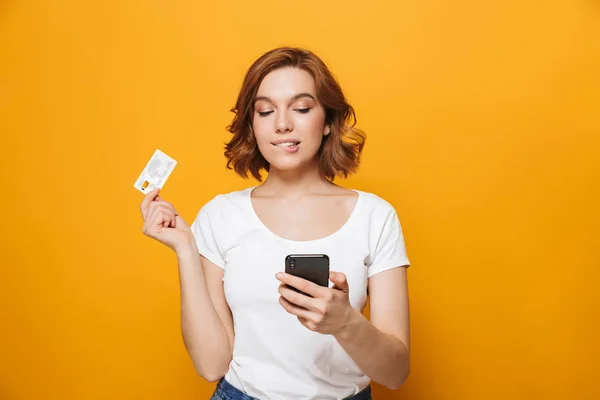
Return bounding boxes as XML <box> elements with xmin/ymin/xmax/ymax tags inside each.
<box><xmin>133</xmin><ymin>149</ymin><xmax>177</xmax><ymax>194</ymax></box>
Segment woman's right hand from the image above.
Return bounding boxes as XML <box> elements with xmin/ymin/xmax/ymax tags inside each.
<box><xmin>140</xmin><ymin>188</ymin><xmax>194</xmax><ymax>253</ymax></box>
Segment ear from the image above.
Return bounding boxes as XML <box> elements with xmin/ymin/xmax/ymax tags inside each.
<box><xmin>323</xmin><ymin>124</ymin><xmax>331</xmax><ymax>136</ymax></box>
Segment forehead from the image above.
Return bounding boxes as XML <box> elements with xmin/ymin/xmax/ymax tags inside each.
<box><xmin>255</xmin><ymin>67</ymin><xmax>316</xmax><ymax>100</ymax></box>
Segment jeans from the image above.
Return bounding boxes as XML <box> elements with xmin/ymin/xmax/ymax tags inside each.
<box><xmin>210</xmin><ymin>378</ymin><xmax>372</xmax><ymax>400</ymax></box>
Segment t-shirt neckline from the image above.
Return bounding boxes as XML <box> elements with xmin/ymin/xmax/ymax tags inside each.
<box><xmin>245</xmin><ymin>186</ymin><xmax>363</xmax><ymax>244</ymax></box>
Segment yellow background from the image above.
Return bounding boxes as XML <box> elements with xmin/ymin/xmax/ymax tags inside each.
<box><xmin>1</xmin><ymin>1</ymin><xmax>599</xmax><ymax>399</ymax></box>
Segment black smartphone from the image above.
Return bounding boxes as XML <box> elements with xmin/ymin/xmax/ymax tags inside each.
<box><xmin>284</xmin><ymin>254</ymin><xmax>330</xmax><ymax>297</ymax></box>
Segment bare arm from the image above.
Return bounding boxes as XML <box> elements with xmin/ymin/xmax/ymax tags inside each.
<box><xmin>333</xmin><ymin>267</ymin><xmax>410</xmax><ymax>389</ymax></box>
<box><xmin>276</xmin><ymin>266</ymin><xmax>410</xmax><ymax>390</ymax></box>
<box><xmin>177</xmin><ymin>241</ymin><xmax>235</xmax><ymax>382</ymax></box>
<box><xmin>139</xmin><ymin>189</ymin><xmax>234</xmax><ymax>382</ymax></box>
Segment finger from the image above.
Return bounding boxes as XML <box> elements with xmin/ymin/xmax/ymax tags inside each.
<box><xmin>155</xmin><ymin>195</ymin><xmax>173</xmax><ymax>209</ymax></box>
<box><xmin>275</xmin><ymin>273</ymin><xmax>328</xmax><ymax>298</ymax></box>
<box><xmin>279</xmin><ymin>296</ymin><xmax>317</xmax><ymax>321</ymax></box>
<box><xmin>158</xmin><ymin>210</ymin><xmax>175</xmax><ymax>229</ymax></box>
<box><xmin>330</xmin><ymin>271</ymin><xmax>349</xmax><ymax>293</ymax></box>
<box><xmin>140</xmin><ymin>188</ymin><xmax>160</xmax><ymax>219</ymax></box>
<box><xmin>147</xmin><ymin>204</ymin><xmax>167</xmax><ymax>225</ymax></box>
<box><xmin>149</xmin><ymin>207</ymin><xmax>175</xmax><ymax>231</ymax></box>
<box><xmin>147</xmin><ymin>204</ymin><xmax>176</xmax><ymax>224</ymax></box>
<box><xmin>148</xmin><ymin>200</ymin><xmax>178</xmax><ymax>217</ymax></box>
<box><xmin>297</xmin><ymin>317</ymin><xmax>318</xmax><ymax>332</ymax></box>
<box><xmin>278</xmin><ymin>284</ymin><xmax>321</xmax><ymax>312</ymax></box>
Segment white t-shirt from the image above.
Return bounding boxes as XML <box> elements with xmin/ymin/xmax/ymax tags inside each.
<box><xmin>190</xmin><ymin>186</ymin><xmax>410</xmax><ymax>400</ymax></box>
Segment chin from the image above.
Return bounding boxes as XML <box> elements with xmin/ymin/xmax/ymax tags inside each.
<box><xmin>268</xmin><ymin>160</ymin><xmax>304</xmax><ymax>171</ymax></box>
<box><xmin>262</xmin><ymin>146</ymin><xmax>320</xmax><ymax>172</ymax></box>
<box><xmin>266</xmin><ymin>156</ymin><xmax>312</xmax><ymax>172</ymax></box>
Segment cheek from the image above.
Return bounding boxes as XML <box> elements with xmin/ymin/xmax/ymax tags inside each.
<box><xmin>294</xmin><ymin>111</ymin><xmax>325</xmax><ymax>130</ymax></box>
<box><xmin>252</xmin><ymin>124</ymin><xmax>279</xmax><ymax>159</ymax></box>
<box><xmin>297</xmin><ymin>115</ymin><xmax>327</xmax><ymax>142</ymax></box>
<box><xmin>252</xmin><ymin>120</ymin><xmax>271</xmax><ymax>145</ymax></box>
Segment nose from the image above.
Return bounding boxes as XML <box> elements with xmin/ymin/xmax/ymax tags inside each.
<box><xmin>275</xmin><ymin>111</ymin><xmax>293</xmax><ymax>133</ymax></box>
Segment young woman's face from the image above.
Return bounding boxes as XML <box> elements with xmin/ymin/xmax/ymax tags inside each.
<box><xmin>252</xmin><ymin>67</ymin><xmax>330</xmax><ymax>173</ymax></box>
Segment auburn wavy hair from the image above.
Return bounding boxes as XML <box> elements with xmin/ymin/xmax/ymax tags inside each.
<box><xmin>224</xmin><ymin>47</ymin><xmax>366</xmax><ymax>181</ymax></box>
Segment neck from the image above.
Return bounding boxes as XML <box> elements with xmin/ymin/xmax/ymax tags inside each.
<box><xmin>258</xmin><ymin>160</ymin><xmax>334</xmax><ymax>199</ymax></box>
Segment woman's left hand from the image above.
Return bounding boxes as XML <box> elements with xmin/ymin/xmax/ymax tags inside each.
<box><xmin>275</xmin><ymin>271</ymin><xmax>356</xmax><ymax>335</ymax></box>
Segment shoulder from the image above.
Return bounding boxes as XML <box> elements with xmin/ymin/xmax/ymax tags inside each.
<box><xmin>194</xmin><ymin>186</ymin><xmax>253</xmax><ymax>219</ymax></box>
<box><xmin>355</xmin><ymin>190</ymin><xmax>398</xmax><ymax>217</ymax></box>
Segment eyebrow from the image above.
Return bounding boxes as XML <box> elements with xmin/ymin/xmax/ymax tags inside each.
<box><xmin>253</xmin><ymin>93</ymin><xmax>316</xmax><ymax>105</ymax></box>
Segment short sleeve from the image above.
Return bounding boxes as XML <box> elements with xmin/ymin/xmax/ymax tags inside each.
<box><xmin>367</xmin><ymin>209</ymin><xmax>410</xmax><ymax>277</ymax></box>
<box><xmin>189</xmin><ymin>198</ymin><xmax>226</xmax><ymax>269</ymax></box>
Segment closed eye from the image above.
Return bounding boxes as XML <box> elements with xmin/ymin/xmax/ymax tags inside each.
<box><xmin>258</xmin><ymin>111</ymin><xmax>273</xmax><ymax>117</ymax></box>
<box><xmin>295</xmin><ymin>108</ymin><xmax>311</xmax><ymax>114</ymax></box>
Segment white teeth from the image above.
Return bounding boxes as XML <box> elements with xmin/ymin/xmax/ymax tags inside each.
<box><xmin>276</xmin><ymin>142</ymin><xmax>298</xmax><ymax>147</ymax></box>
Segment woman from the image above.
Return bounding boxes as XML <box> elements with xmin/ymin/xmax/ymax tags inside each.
<box><xmin>140</xmin><ymin>47</ymin><xmax>411</xmax><ymax>400</ymax></box>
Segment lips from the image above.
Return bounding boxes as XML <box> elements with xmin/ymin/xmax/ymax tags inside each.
<box><xmin>272</xmin><ymin>138</ymin><xmax>301</xmax><ymax>153</ymax></box>
<box><xmin>271</xmin><ymin>139</ymin><xmax>301</xmax><ymax>146</ymax></box>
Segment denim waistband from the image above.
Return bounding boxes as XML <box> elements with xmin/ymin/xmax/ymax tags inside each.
<box><xmin>212</xmin><ymin>378</ymin><xmax>372</xmax><ymax>400</ymax></box>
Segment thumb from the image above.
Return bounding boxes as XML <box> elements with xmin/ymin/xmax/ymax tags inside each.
<box><xmin>330</xmin><ymin>272</ymin><xmax>349</xmax><ymax>293</ymax></box>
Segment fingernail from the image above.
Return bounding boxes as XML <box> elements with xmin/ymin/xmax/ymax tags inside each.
<box><xmin>275</xmin><ymin>273</ymin><xmax>283</xmax><ymax>279</ymax></box>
